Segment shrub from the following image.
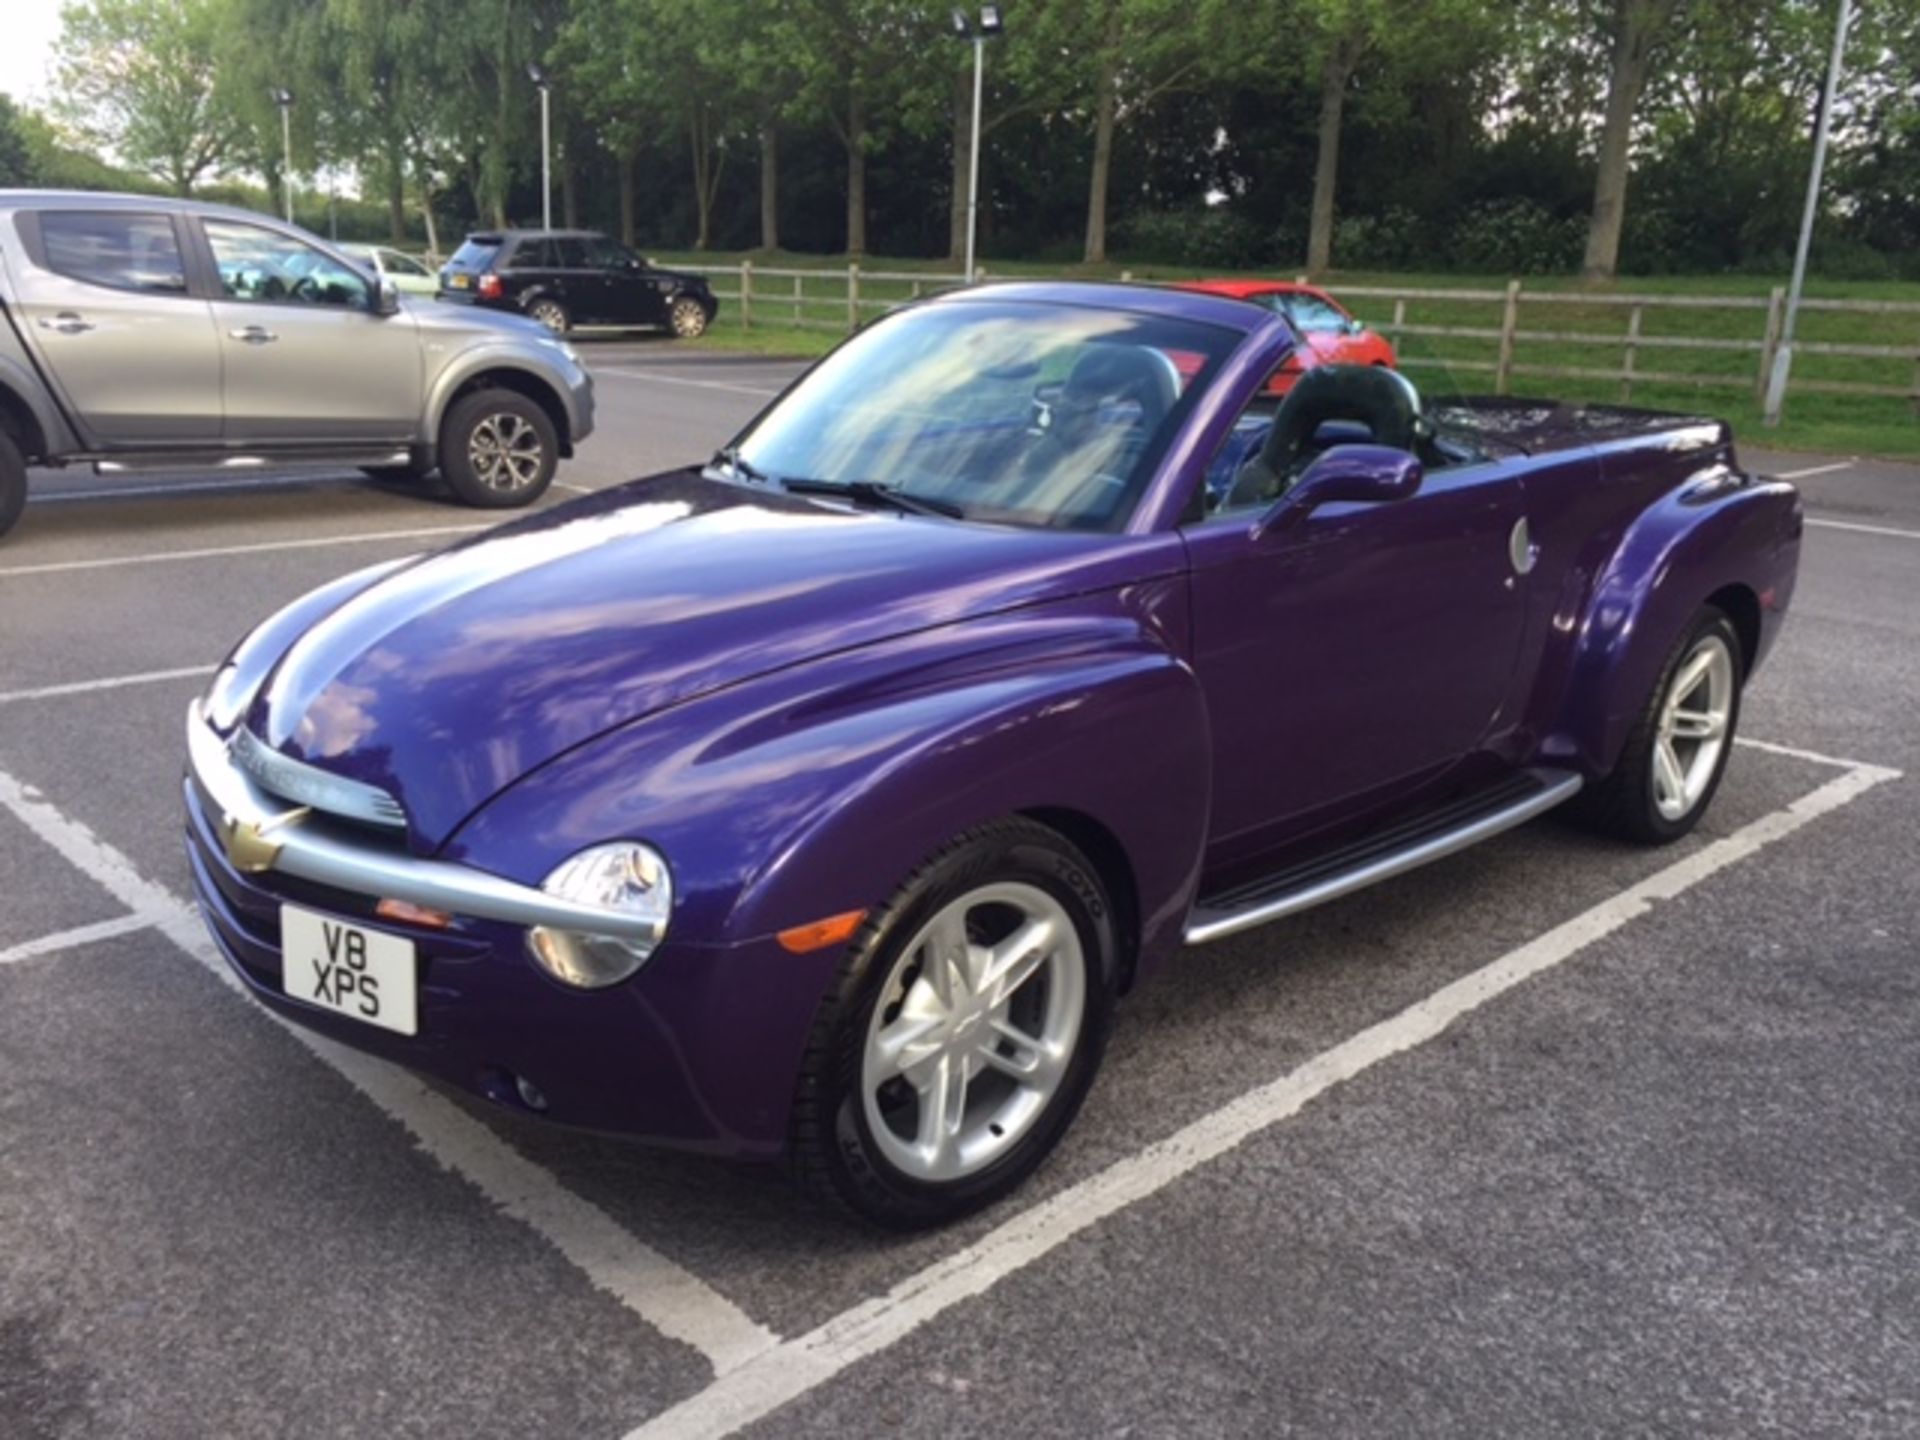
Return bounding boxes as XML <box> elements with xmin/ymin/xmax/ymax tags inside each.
<box><xmin>1116</xmin><ymin>206</ymin><xmax>1271</xmax><ymax>269</ymax></box>
<box><xmin>1448</xmin><ymin>198</ymin><xmax>1584</xmax><ymax>275</ymax></box>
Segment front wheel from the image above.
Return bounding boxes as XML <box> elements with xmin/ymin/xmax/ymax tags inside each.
<box><xmin>438</xmin><ymin>389</ymin><xmax>557</xmax><ymax>509</ymax></box>
<box><xmin>1575</xmin><ymin>607</ymin><xmax>1743</xmax><ymax>844</ymax></box>
<box><xmin>667</xmin><ymin>296</ymin><xmax>710</xmax><ymax>339</ymax></box>
<box><xmin>789</xmin><ymin>819</ymin><xmax>1117</xmax><ymax>1229</ymax></box>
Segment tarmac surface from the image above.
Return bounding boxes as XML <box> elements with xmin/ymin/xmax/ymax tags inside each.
<box><xmin>1</xmin><ymin>338</ymin><xmax>1916</xmax><ymax>1438</ymax></box>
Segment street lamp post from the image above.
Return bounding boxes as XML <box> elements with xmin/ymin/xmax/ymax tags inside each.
<box><xmin>527</xmin><ymin>62</ymin><xmax>553</xmax><ymax>232</ymax></box>
<box><xmin>949</xmin><ymin>6</ymin><xmax>1004</xmax><ymax>285</ymax></box>
<box><xmin>269</xmin><ymin>88</ymin><xmax>294</xmax><ymax>223</ymax></box>
<box><xmin>1764</xmin><ymin>0</ymin><xmax>1854</xmax><ymax>427</ymax></box>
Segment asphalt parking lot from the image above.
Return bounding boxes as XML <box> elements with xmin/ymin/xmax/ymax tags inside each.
<box><xmin>3</xmin><ymin>340</ymin><xmax>1917</xmax><ymax>1438</ymax></box>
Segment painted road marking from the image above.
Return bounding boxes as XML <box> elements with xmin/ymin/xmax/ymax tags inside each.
<box><xmin>28</xmin><ymin>473</ymin><xmax>372</xmax><ymax>504</ymax></box>
<box><xmin>0</xmin><ymin>911</ymin><xmax>165</xmax><ymax>966</ymax></box>
<box><xmin>625</xmin><ymin>757</ymin><xmax>1900</xmax><ymax>1440</ymax></box>
<box><xmin>0</xmin><ymin>665</ymin><xmax>216</xmax><ymax>706</ymax></box>
<box><xmin>0</xmin><ymin>525</ymin><xmax>485</xmax><ymax>580</ymax></box>
<box><xmin>592</xmin><ymin>368</ymin><xmax>783</xmax><ymax>398</ymax></box>
<box><xmin>0</xmin><ymin>768</ymin><xmax>780</xmax><ymax>1376</ymax></box>
<box><xmin>1774</xmin><ymin>461</ymin><xmax>1855</xmax><ymax>480</ymax></box>
<box><xmin>1806</xmin><ymin>517</ymin><xmax>1920</xmax><ymax>542</ymax></box>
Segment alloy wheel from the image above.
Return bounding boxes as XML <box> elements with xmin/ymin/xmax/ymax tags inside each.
<box><xmin>530</xmin><ymin>301</ymin><xmax>567</xmax><ymax>333</ymax></box>
<box><xmin>670</xmin><ymin>298</ymin><xmax>708</xmax><ymax>338</ymax></box>
<box><xmin>1651</xmin><ymin>632</ymin><xmax>1735</xmax><ymax>821</ymax></box>
<box><xmin>466</xmin><ymin>412</ymin><xmax>545</xmax><ymax>492</ymax></box>
<box><xmin>860</xmin><ymin>881</ymin><xmax>1086</xmax><ymax>1184</ymax></box>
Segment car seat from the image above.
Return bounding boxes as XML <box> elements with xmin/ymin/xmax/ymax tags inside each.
<box><xmin>1226</xmin><ymin>364</ymin><xmax>1426</xmax><ymax>510</ymax></box>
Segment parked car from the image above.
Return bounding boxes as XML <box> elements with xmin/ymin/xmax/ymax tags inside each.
<box><xmin>184</xmin><ymin>282</ymin><xmax>1799</xmax><ymax>1227</ymax></box>
<box><xmin>339</xmin><ymin>242</ymin><xmax>439</xmax><ymax>296</ymax></box>
<box><xmin>1175</xmin><ymin>278</ymin><xmax>1396</xmax><ymax>392</ymax></box>
<box><xmin>437</xmin><ymin>229</ymin><xmax>718</xmax><ymax>338</ymax></box>
<box><xmin>0</xmin><ymin>191</ymin><xmax>595</xmax><ymax>539</ymax></box>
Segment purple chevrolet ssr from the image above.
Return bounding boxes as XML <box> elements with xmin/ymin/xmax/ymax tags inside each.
<box><xmin>184</xmin><ymin>282</ymin><xmax>1801</xmax><ymax>1226</ymax></box>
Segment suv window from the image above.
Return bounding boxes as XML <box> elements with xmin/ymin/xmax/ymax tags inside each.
<box><xmin>40</xmin><ymin>212</ymin><xmax>188</xmax><ymax>294</ymax></box>
<box><xmin>446</xmin><ymin>237</ymin><xmax>501</xmax><ymax>271</ymax></box>
<box><xmin>508</xmin><ymin>238</ymin><xmax>556</xmax><ymax>269</ymax></box>
<box><xmin>581</xmin><ymin>236</ymin><xmax>633</xmax><ymax>268</ymax></box>
<box><xmin>205</xmin><ymin>222</ymin><xmax>369</xmax><ymax>308</ymax></box>
<box><xmin>551</xmin><ymin>237</ymin><xmax>591</xmax><ymax>268</ymax></box>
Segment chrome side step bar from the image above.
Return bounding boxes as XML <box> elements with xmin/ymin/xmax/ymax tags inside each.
<box><xmin>1184</xmin><ymin>769</ymin><xmax>1584</xmax><ymax>946</ymax></box>
<box><xmin>93</xmin><ymin>448</ymin><xmax>411</xmax><ymax>476</ymax></box>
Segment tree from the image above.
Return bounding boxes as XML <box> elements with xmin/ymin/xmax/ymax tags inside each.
<box><xmin>1581</xmin><ymin>0</ymin><xmax>1681</xmax><ymax>281</ymax></box>
<box><xmin>0</xmin><ymin>96</ymin><xmax>36</xmax><ymax>188</ymax></box>
<box><xmin>53</xmin><ymin>0</ymin><xmax>247</xmax><ymax>194</ymax></box>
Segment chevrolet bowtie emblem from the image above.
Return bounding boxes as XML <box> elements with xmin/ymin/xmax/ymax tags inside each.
<box><xmin>220</xmin><ymin>806</ymin><xmax>311</xmax><ymax>874</ymax></box>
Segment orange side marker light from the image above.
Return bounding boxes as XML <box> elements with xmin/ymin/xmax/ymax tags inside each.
<box><xmin>777</xmin><ymin>908</ymin><xmax>868</xmax><ymax>954</ymax></box>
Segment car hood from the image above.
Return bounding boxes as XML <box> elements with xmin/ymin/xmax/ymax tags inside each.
<box><xmin>405</xmin><ymin>296</ymin><xmax>550</xmax><ymax>341</ymax></box>
<box><xmin>249</xmin><ymin>472</ymin><xmax>1163</xmax><ymax>852</ymax></box>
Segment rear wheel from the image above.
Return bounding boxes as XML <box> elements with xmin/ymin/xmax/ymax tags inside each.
<box><xmin>667</xmin><ymin>296</ymin><xmax>709</xmax><ymax>339</ymax></box>
<box><xmin>527</xmin><ymin>298</ymin><xmax>570</xmax><ymax>335</ymax></box>
<box><xmin>789</xmin><ymin>819</ymin><xmax>1117</xmax><ymax>1229</ymax></box>
<box><xmin>1575</xmin><ymin>606</ymin><xmax>1743</xmax><ymax>844</ymax></box>
<box><xmin>0</xmin><ymin>429</ymin><xmax>24</xmax><ymax>540</ymax></box>
<box><xmin>438</xmin><ymin>389</ymin><xmax>557</xmax><ymax>509</ymax></box>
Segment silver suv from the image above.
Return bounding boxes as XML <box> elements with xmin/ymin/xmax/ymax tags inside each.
<box><xmin>0</xmin><ymin>191</ymin><xmax>595</xmax><ymax>540</ymax></box>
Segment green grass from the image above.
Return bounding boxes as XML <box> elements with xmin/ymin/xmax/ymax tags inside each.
<box><xmin>660</xmin><ymin>250</ymin><xmax>1920</xmax><ymax>459</ymax></box>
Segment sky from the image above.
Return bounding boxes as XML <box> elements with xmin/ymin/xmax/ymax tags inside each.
<box><xmin>0</xmin><ymin>0</ymin><xmax>65</xmax><ymax>108</ymax></box>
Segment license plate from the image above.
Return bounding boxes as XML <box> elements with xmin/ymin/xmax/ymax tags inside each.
<box><xmin>449</xmin><ymin>274</ymin><xmax>470</xmax><ymax>289</ymax></box>
<box><xmin>281</xmin><ymin>905</ymin><xmax>418</xmax><ymax>1036</ymax></box>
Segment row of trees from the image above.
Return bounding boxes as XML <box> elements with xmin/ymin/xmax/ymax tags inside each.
<box><xmin>27</xmin><ymin>0</ymin><xmax>1920</xmax><ymax>279</ymax></box>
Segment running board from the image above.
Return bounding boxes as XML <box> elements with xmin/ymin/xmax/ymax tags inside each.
<box><xmin>92</xmin><ymin>448</ymin><xmax>411</xmax><ymax>476</ymax></box>
<box><xmin>1184</xmin><ymin>768</ymin><xmax>1583</xmax><ymax>946</ymax></box>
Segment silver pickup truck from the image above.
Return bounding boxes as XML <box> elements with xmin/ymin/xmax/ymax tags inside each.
<box><xmin>0</xmin><ymin>191</ymin><xmax>595</xmax><ymax>540</ymax></box>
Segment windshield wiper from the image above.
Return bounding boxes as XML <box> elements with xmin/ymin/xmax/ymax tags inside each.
<box><xmin>707</xmin><ymin>445</ymin><xmax>772</xmax><ymax>484</ymax></box>
<box><xmin>781</xmin><ymin>477</ymin><xmax>965</xmax><ymax>520</ymax></box>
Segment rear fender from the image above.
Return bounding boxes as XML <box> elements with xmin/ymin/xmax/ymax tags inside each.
<box><xmin>1539</xmin><ymin>472</ymin><xmax>1800</xmax><ymax>776</ymax></box>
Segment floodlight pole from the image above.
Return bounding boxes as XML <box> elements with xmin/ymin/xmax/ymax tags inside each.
<box><xmin>1764</xmin><ymin>0</ymin><xmax>1853</xmax><ymax>427</ymax></box>
<box><xmin>275</xmin><ymin>96</ymin><xmax>293</xmax><ymax>222</ymax></box>
<box><xmin>965</xmin><ymin>33</ymin><xmax>984</xmax><ymax>285</ymax></box>
<box><xmin>539</xmin><ymin>84</ymin><xmax>553</xmax><ymax>233</ymax></box>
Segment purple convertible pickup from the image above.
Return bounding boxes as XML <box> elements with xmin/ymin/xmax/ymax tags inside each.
<box><xmin>184</xmin><ymin>282</ymin><xmax>1800</xmax><ymax>1226</ymax></box>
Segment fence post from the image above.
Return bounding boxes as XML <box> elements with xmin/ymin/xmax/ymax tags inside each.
<box><xmin>910</xmin><ymin>279</ymin><xmax>923</xmax><ymax>299</ymax></box>
<box><xmin>739</xmin><ymin>260</ymin><xmax>752</xmax><ymax>331</ymax></box>
<box><xmin>1494</xmin><ymin>279</ymin><xmax>1522</xmax><ymax>395</ymax></box>
<box><xmin>847</xmin><ymin>263</ymin><xmax>860</xmax><ymax>331</ymax></box>
<box><xmin>1391</xmin><ymin>298</ymin><xmax>1406</xmax><ymax>337</ymax></box>
<box><xmin>1620</xmin><ymin>304</ymin><xmax>1642</xmax><ymax>403</ymax></box>
<box><xmin>1756</xmin><ymin>285</ymin><xmax>1786</xmax><ymax>405</ymax></box>
<box><xmin>1120</xmin><ymin>270</ymin><xmax>1133</xmax><ymax>283</ymax></box>
<box><xmin>791</xmin><ymin>273</ymin><xmax>802</xmax><ymax>326</ymax></box>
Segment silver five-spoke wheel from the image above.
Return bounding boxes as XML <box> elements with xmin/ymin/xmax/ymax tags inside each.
<box><xmin>861</xmin><ymin>881</ymin><xmax>1085</xmax><ymax>1184</ymax></box>
<box><xmin>529</xmin><ymin>300</ymin><xmax>568</xmax><ymax>334</ymax></box>
<box><xmin>467</xmin><ymin>412</ymin><xmax>545</xmax><ymax>492</ymax></box>
<box><xmin>1652</xmin><ymin>632</ymin><xmax>1735</xmax><ymax>821</ymax></box>
<box><xmin>670</xmin><ymin>296</ymin><xmax>709</xmax><ymax>338</ymax></box>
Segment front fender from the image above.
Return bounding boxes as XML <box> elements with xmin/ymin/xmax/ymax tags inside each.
<box><xmin>420</xmin><ymin>342</ymin><xmax>584</xmax><ymax>447</ymax></box>
<box><xmin>1542</xmin><ymin>471</ymin><xmax>1800</xmax><ymax>776</ymax></box>
<box><xmin>446</xmin><ymin>584</ymin><xmax>1208</xmax><ymax>972</ymax></box>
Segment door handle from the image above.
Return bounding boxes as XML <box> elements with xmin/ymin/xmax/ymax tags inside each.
<box><xmin>229</xmin><ymin>326</ymin><xmax>279</xmax><ymax>344</ymax></box>
<box><xmin>38</xmin><ymin>313</ymin><xmax>93</xmax><ymax>334</ymax></box>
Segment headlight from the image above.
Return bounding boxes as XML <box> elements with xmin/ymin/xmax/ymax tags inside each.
<box><xmin>204</xmin><ymin>661</ymin><xmax>256</xmax><ymax>732</ymax></box>
<box><xmin>525</xmin><ymin>842</ymin><xmax>672</xmax><ymax>988</ymax></box>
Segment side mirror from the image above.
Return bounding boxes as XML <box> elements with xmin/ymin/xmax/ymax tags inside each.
<box><xmin>1259</xmin><ymin>444</ymin><xmax>1422</xmax><ymax>533</ymax></box>
<box><xmin>373</xmin><ymin>277</ymin><xmax>402</xmax><ymax>316</ymax></box>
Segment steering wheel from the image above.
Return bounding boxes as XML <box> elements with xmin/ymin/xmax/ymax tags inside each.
<box><xmin>289</xmin><ymin>275</ymin><xmax>321</xmax><ymax>303</ymax></box>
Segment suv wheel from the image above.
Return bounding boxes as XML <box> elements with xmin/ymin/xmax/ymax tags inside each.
<box><xmin>668</xmin><ymin>296</ymin><xmax>710</xmax><ymax>339</ymax></box>
<box><xmin>527</xmin><ymin>299</ymin><xmax>570</xmax><ymax>335</ymax></box>
<box><xmin>0</xmin><ymin>429</ymin><xmax>25</xmax><ymax>540</ymax></box>
<box><xmin>438</xmin><ymin>389</ymin><xmax>558</xmax><ymax>509</ymax></box>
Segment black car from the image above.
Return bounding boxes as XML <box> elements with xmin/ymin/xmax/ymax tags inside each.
<box><xmin>438</xmin><ymin>229</ymin><xmax>718</xmax><ymax>338</ymax></box>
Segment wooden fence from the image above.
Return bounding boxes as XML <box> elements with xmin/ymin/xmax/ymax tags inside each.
<box><xmin>676</xmin><ymin>261</ymin><xmax>1920</xmax><ymax>420</ymax></box>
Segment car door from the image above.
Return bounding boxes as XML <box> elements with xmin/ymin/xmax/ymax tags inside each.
<box><xmin>1183</xmin><ymin>443</ymin><xmax>1531</xmax><ymax>858</ymax></box>
<box><xmin>10</xmin><ymin>208</ymin><xmax>222</xmax><ymax>444</ymax></box>
<box><xmin>549</xmin><ymin>237</ymin><xmax>612</xmax><ymax>322</ymax></box>
<box><xmin>583</xmin><ymin>236</ymin><xmax>659</xmax><ymax>324</ymax></box>
<box><xmin>199</xmin><ymin>219</ymin><xmax>422</xmax><ymax>444</ymax></box>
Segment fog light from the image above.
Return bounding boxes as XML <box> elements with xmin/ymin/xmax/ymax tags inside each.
<box><xmin>514</xmin><ymin>1076</ymin><xmax>549</xmax><ymax>1111</ymax></box>
<box><xmin>526</xmin><ymin>842</ymin><xmax>671</xmax><ymax>989</ymax></box>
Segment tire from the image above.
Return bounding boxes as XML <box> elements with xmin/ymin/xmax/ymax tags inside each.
<box><xmin>0</xmin><ymin>429</ymin><xmax>24</xmax><ymax>541</ymax></box>
<box><xmin>667</xmin><ymin>295</ymin><xmax>710</xmax><ymax>339</ymax></box>
<box><xmin>1574</xmin><ymin>606</ymin><xmax>1743</xmax><ymax>844</ymax></box>
<box><xmin>789</xmin><ymin>818</ymin><xmax>1118</xmax><ymax>1229</ymax></box>
<box><xmin>437</xmin><ymin>389</ymin><xmax>558</xmax><ymax>509</ymax></box>
<box><xmin>527</xmin><ymin>298</ymin><xmax>570</xmax><ymax>335</ymax></box>
<box><xmin>360</xmin><ymin>461</ymin><xmax>434</xmax><ymax>484</ymax></box>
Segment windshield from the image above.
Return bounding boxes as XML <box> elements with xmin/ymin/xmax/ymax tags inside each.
<box><xmin>725</xmin><ymin>300</ymin><xmax>1239</xmax><ymax>530</ymax></box>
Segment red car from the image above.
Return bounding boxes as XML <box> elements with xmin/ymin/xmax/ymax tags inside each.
<box><xmin>1172</xmin><ymin>279</ymin><xmax>1397</xmax><ymax>392</ymax></box>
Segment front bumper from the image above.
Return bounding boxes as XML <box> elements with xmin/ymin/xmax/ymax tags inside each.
<box><xmin>183</xmin><ymin>705</ymin><xmax>832</xmax><ymax>1156</ymax></box>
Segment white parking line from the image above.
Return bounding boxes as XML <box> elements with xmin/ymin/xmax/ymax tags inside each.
<box><xmin>1805</xmin><ymin>517</ymin><xmax>1920</xmax><ymax>542</ymax></box>
<box><xmin>0</xmin><ymin>525</ymin><xmax>485</xmax><ymax>579</ymax></box>
<box><xmin>29</xmin><ymin>473</ymin><xmax>372</xmax><ymax>504</ymax></box>
<box><xmin>1734</xmin><ymin>735</ymin><xmax>1880</xmax><ymax>771</ymax></box>
<box><xmin>592</xmin><ymin>368</ymin><xmax>783</xmax><ymax>397</ymax></box>
<box><xmin>0</xmin><ymin>911</ymin><xmax>163</xmax><ymax>966</ymax></box>
<box><xmin>626</xmin><ymin>756</ymin><xmax>1900</xmax><ymax>1440</ymax></box>
<box><xmin>0</xmin><ymin>767</ymin><xmax>779</xmax><ymax>1376</ymax></box>
<box><xmin>1774</xmin><ymin>461</ymin><xmax>1854</xmax><ymax>480</ymax></box>
<box><xmin>0</xmin><ymin>665</ymin><xmax>216</xmax><ymax>706</ymax></box>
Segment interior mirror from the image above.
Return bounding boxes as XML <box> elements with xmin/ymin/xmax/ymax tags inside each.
<box><xmin>373</xmin><ymin>277</ymin><xmax>401</xmax><ymax>316</ymax></box>
<box><xmin>1260</xmin><ymin>444</ymin><xmax>1421</xmax><ymax>533</ymax></box>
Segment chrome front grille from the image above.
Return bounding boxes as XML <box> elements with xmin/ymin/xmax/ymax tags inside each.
<box><xmin>228</xmin><ymin>725</ymin><xmax>407</xmax><ymax>830</ymax></box>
